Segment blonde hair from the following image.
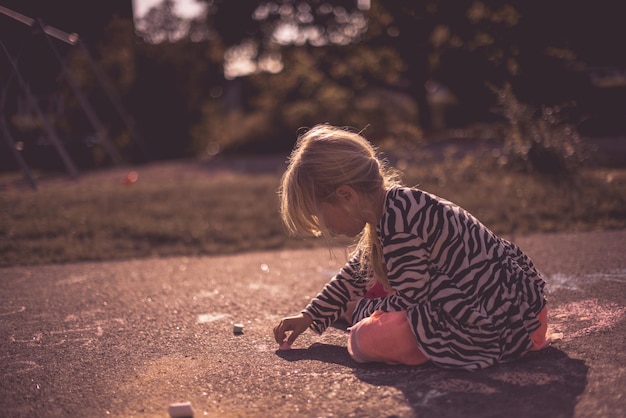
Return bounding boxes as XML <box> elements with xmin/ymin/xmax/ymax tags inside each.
<box><xmin>279</xmin><ymin>124</ymin><xmax>401</xmax><ymax>289</ymax></box>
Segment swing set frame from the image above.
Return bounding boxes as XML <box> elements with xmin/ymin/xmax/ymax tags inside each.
<box><xmin>0</xmin><ymin>5</ymin><xmax>149</xmax><ymax>189</ymax></box>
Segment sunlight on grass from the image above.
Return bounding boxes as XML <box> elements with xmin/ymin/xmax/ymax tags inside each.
<box><xmin>1</xmin><ymin>154</ymin><xmax>625</xmax><ymax>267</ymax></box>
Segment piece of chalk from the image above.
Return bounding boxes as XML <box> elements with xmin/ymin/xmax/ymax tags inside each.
<box><xmin>233</xmin><ymin>323</ymin><xmax>244</xmax><ymax>334</ymax></box>
<box><xmin>168</xmin><ymin>401</ymin><xmax>194</xmax><ymax>418</ymax></box>
<box><xmin>279</xmin><ymin>341</ymin><xmax>292</xmax><ymax>350</ymax></box>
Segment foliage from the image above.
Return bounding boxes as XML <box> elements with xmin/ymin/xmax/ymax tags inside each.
<box><xmin>191</xmin><ymin>43</ymin><xmax>421</xmax><ymax>156</ymax></box>
<box><xmin>134</xmin><ymin>0</ymin><xmax>187</xmax><ymax>43</ymax></box>
<box><xmin>488</xmin><ymin>83</ymin><xmax>586</xmax><ymax>176</ymax></box>
<box><xmin>3</xmin><ymin>0</ymin><xmax>625</xmax><ymax>173</ymax></box>
<box><xmin>49</xmin><ymin>16</ymin><xmax>140</xmax><ymax>168</ymax></box>
<box><xmin>130</xmin><ymin>38</ymin><xmax>223</xmax><ymax>160</ymax></box>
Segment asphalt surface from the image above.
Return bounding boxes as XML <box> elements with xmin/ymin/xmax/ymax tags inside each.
<box><xmin>1</xmin><ymin>229</ymin><xmax>625</xmax><ymax>418</ymax></box>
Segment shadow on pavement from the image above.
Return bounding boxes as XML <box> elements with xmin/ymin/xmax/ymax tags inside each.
<box><xmin>275</xmin><ymin>342</ymin><xmax>356</xmax><ymax>367</ymax></box>
<box><xmin>277</xmin><ymin>344</ymin><xmax>588</xmax><ymax>418</ymax></box>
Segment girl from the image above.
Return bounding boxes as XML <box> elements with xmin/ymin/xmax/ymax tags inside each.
<box><xmin>273</xmin><ymin>124</ymin><xmax>548</xmax><ymax>371</ymax></box>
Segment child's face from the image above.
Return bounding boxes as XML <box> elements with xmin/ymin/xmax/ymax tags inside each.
<box><xmin>318</xmin><ymin>201</ymin><xmax>365</xmax><ymax>238</ymax></box>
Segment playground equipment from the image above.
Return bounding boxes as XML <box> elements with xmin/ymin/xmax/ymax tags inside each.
<box><xmin>0</xmin><ymin>5</ymin><xmax>149</xmax><ymax>189</ymax></box>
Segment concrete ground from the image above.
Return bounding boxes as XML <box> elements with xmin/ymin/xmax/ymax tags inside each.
<box><xmin>1</xmin><ymin>229</ymin><xmax>625</xmax><ymax>418</ymax></box>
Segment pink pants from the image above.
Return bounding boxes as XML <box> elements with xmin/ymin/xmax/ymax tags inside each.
<box><xmin>347</xmin><ymin>307</ymin><xmax>549</xmax><ymax>365</ymax></box>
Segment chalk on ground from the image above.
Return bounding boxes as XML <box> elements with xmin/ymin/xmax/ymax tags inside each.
<box><xmin>168</xmin><ymin>401</ymin><xmax>194</xmax><ymax>418</ymax></box>
<box><xmin>233</xmin><ymin>323</ymin><xmax>244</xmax><ymax>334</ymax></box>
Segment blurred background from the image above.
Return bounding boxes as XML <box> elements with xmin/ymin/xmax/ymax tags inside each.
<box><xmin>2</xmin><ymin>0</ymin><xmax>626</xmax><ymax>267</ymax></box>
<box><xmin>2</xmin><ymin>0</ymin><xmax>625</xmax><ymax>173</ymax></box>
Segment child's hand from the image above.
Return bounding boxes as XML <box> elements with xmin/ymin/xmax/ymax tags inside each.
<box><xmin>273</xmin><ymin>313</ymin><xmax>313</xmax><ymax>346</ymax></box>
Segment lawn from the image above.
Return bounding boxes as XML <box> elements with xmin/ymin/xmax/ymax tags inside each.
<box><xmin>1</xmin><ymin>139</ymin><xmax>625</xmax><ymax>267</ymax></box>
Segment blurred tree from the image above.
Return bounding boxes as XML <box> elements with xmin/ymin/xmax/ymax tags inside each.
<box><xmin>130</xmin><ymin>38</ymin><xmax>223</xmax><ymax>160</ymax></box>
<box><xmin>4</xmin><ymin>0</ymin><xmax>625</xmax><ymax>172</ymax></box>
<box><xmin>132</xmin><ymin>0</ymin><xmax>225</xmax><ymax>160</ymax></box>
<box><xmin>205</xmin><ymin>0</ymin><xmax>366</xmax><ymax>48</ymax></box>
<box><xmin>186</xmin><ymin>0</ymin><xmax>425</xmax><ymax>155</ymax></box>
<box><xmin>191</xmin><ymin>41</ymin><xmax>415</xmax><ymax>156</ymax></box>
<box><xmin>56</xmin><ymin>16</ymin><xmax>139</xmax><ymax>167</ymax></box>
<box><xmin>363</xmin><ymin>0</ymin><xmax>435</xmax><ymax>129</ymax></box>
<box><xmin>135</xmin><ymin>0</ymin><xmax>186</xmax><ymax>43</ymax></box>
<box><xmin>370</xmin><ymin>0</ymin><xmax>626</xmax><ymax>129</ymax></box>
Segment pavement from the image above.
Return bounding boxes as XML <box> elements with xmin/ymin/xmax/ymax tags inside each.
<box><xmin>1</xmin><ymin>228</ymin><xmax>625</xmax><ymax>418</ymax></box>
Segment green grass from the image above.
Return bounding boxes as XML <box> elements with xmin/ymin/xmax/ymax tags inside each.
<box><xmin>1</xmin><ymin>149</ymin><xmax>625</xmax><ymax>267</ymax></box>
<box><xmin>0</xmin><ymin>159</ymin><xmax>312</xmax><ymax>267</ymax></box>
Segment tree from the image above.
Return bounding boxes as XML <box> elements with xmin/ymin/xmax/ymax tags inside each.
<box><xmin>134</xmin><ymin>0</ymin><xmax>626</xmax><ymax>161</ymax></box>
<box><xmin>135</xmin><ymin>0</ymin><xmax>186</xmax><ymax>43</ymax></box>
<box><xmin>370</xmin><ymin>0</ymin><xmax>626</xmax><ymax>128</ymax></box>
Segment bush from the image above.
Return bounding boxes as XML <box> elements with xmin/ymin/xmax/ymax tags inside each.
<box><xmin>489</xmin><ymin>83</ymin><xmax>587</xmax><ymax>176</ymax></box>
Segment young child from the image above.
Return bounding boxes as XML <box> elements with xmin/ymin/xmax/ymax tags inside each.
<box><xmin>273</xmin><ymin>124</ymin><xmax>548</xmax><ymax>371</ymax></box>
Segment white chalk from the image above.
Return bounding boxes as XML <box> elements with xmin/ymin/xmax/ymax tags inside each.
<box><xmin>233</xmin><ymin>323</ymin><xmax>244</xmax><ymax>334</ymax></box>
<box><xmin>168</xmin><ymin>401</ymin><xmax>194</xmax><ymax>418</ymax></box>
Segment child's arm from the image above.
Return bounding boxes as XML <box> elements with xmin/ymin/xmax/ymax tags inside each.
<box><xmin>272</xmin><ymin>255</ymin><xmax>367</xmax><ymax>347</ymax></box>
<box><xmin>302</xmin><ymin>254</ymin><xmax>369</xmax><ymax>334</ymax></box>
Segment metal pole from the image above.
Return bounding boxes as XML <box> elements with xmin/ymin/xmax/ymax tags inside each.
<box><xmin>0</xmin><ymin>5</ymin><xmax>79</xmax><ymax>45</ymax></box>
<box><xmin>0</xmin><ymin>35</ymin><xmax>37</xmax><ymax>189</ymax></box>
<box><xmin>38</xmin><ymin>19</ymin><xmax>124</xmax><ymax>166</ymax></box>
<box><xmin>0</xmin><ymin>115</ymin><xmax>38</xmax><ymax>190</ymax></box>
<box><xmin>1</xmin><ymin>41</ymin><xmax>79</xmax><ymax>180</ymax></box>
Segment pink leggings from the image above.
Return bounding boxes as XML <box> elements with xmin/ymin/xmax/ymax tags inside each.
<box><xmin>347</xmin><ymin>307</ymin><xmax>549</xmax><ymax>365</ymax></box>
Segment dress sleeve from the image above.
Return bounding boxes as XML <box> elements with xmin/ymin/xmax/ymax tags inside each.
<box><xmin>352</xmin><ymin>232</ymin><xmax>433</xmax><ymax>322</ymax></box>
<box><xmin>303</xmin><ymin>252</ymin><xmax>369</xmax><ymax>334</ymax></box>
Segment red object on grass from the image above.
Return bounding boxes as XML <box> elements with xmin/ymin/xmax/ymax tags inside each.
<box><xmin>123</xmin><ymin>171</ymin><xmax>138</xmax><ymax>185</ymax></box>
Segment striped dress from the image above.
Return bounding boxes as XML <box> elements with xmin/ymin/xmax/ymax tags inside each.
<box><xmin>303</xmin><ymin>186</ymin><xmax>547</xmax><ymax>370</ymax></box>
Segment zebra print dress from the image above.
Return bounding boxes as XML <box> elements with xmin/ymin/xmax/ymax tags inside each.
<box><xmin>303</xmin><ymin>186</ymin><xmax>547</xmax><ymax>370</ymax></box>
